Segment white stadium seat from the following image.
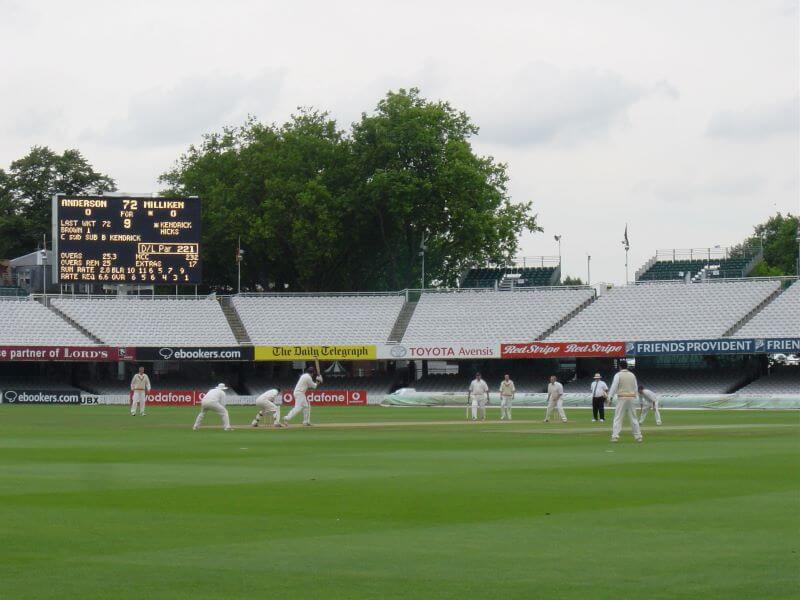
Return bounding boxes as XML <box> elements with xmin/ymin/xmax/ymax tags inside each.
<box><xmin>232</xmin><ymin>295</ymin><xmax>405</xmax><ymax>345</ymax></box>
<box><xmin>733</xmin><ymin>281</ymin><xmax>800</xmax><ymax>338</ymax></box>
<box><xmin>51</xmin><ymin>297</ymin><xmax>238</xmax><ymax>346</ymax></box>
<box><xmin>402</xmin><ymin>288</ymin><xmax>595</xmax><ymax>344</ymax></box>
<box><xmin>548</xmin><ymin>280</ymin><xmax>781</xmax><ymax>342</ymax></box>
<box><xmin>0</xmin><ymin>297</ymin><xmax>94</xmax><ymax>345</ymax></box>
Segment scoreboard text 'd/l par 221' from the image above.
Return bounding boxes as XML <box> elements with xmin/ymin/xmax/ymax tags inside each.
<box><xmin>53</xmin><ymin>195</ymin><xmax>201</xmax><ymax>284</ymax></box>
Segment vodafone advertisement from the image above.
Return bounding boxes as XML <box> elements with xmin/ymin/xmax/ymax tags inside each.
<box><xmin>280</xmin><ymin>389</ymin><xmax>368</xmax><ymax>406</ymax></box>
<box><xmin>501</xmin><ymin>341</ymin><xmax>626</xmax><ymax>359</ymax></box>
<box><xmin>129</xmin><ymin>389</ymin><xmax>204</xmax><ymax>406</ymax></box>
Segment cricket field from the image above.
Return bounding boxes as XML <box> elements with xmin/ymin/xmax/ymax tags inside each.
<box><xmin>1</xmin><ymin>406</ymin><xmax>798</xmax><ymax>599</ymax></box>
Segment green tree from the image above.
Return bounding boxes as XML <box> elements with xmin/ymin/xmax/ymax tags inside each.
<box><xmin>349</xmin><ymin>88</ymin><xmax>539</xmax><ymax>289</ymax></box>
<box><xmin>5</xmin><ymin>146</ymin><xmax>116</xmax><ymax>252</ymax></box>
<box><xmin>734</xmin><ymin>213</ymin><xmax>799</xmax><ymax>277</ymax></box>
<box><xmin>0</xmin><ymin>169</ymin><xmax>30</xmax><ymax>258</ymax></box>
<box><xmin>561</xmin><ymin>275</ymin><xmax>584</xmax><ymax>285</ymax></box>
<box><xmin>161</xmin><ymin>89</ymin><xmax>541</xmax><ymax>291</ymax></box>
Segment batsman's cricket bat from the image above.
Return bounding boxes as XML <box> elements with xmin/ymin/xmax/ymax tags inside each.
<box><xmin>314</xmin><ymin>358</ymin><xmax>320</xmax><ymax>378</ymax></box>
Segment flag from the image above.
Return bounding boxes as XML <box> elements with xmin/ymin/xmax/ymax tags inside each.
<box><xmin>621</xmin><ymin>225</ymin><xmax>630</xmax><ymax>251</ymax></box>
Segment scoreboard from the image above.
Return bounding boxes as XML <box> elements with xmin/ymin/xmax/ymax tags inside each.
<box><xmin>52</xmin><ymin>195</ymin><xmax>201</xmax><ymax>285</ymax></box>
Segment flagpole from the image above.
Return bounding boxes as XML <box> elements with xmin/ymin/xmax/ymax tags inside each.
<box><xmin>237</xmin><ymin>235</ymin><xmax>241</xmax><ymax>294</ymax></box>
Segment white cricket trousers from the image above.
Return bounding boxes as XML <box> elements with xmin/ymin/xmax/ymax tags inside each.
<box><xmin>131</xmin><ymin>391</ymin><xmax>147</xmax><ymax>415</ymax></box>
<box><xmin>545</xmin><ymin>397</ymin><xmax>567</xmax><ymax>422</ymax></box>
<box><xmin>284</xmin><ymin>391</ymin><xmax>311</xmax><ymax>425</ymax></box>
<box><xmin>500</xmin><ymin>396</ymin><xmax>513</xmax><ymax>420</ymax></box>
<box><xmin>193</xmin><ymin>398</ymin><xmax>231</xmax><ymax>430</ymax></box>
<box><xmin>612</xmin><ymin>396</ymin><xmax>642</xmax><ymax>441</ymax></box>
<box><xmin>254</xmin><ymin>397</ymin><xmax>281</xmax><ymax>425</ymax></box>
<box><xmin>638</xmin><ymin>401</ymin><xmax>662</xmax><ymax>425</ymax></box>
<box><xmin>471</xmin><ymin>396</ymin><xmax>487</xmax><ymax>420</ymax></box>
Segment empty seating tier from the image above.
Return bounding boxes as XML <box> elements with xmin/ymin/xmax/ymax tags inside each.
<box><xmin>548</xmin><ymin>280</ymin><xmax>780</xmax><ymax>342</ymax></box>
<box><xmin>734</xmin><ymin>281</ymin><xmax>800</xmax><ymax>338</ymax></box>
<box><xmin>462</xmin><ymin>266</ymin><xmax>557</xmax><ymax>288</ymax></box>
<box><xmin>0</xmin><ymin>298</ymin><xmax>94</xmax><ymax>345</ymax></box>
<box><xmin>402</xmin><ymin>288</ymin><xmax>594</xmax><ymax>344</ymax></box>
<box><xmin>51</xmin><ymin>298</ymin><xmax>238</xmax><ymax>346</ymax></box>
<box><xmin>638</xmin><ymin>257</ymin><xmax>752</xmax><ymax>281</ymax></box>
<box><xmin>737</xmin><ymin>368</ymin><xmax>800</xmax><ymax>394</ymax></box>
<box><xmin>232</xmin><ymin>295</ymin><xmax>405</xmax><ymax>345</ymax></box>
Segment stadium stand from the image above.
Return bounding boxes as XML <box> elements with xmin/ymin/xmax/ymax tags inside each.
<box><xmin>737</xmin><ymin>367</ymin><xmax>800</xmax><ymax>394</ymax></box>
<box><xmin>232</xmin><ymin>294</ymin><xmax>405</xmax><ymax>345</ymax></box>
<box><xmin>50</xmin><ymin>297</ymin><xmax>238</xmax><ymax>346</ymax></box>
<box><xmin>0</xmin><ymin>286</ymin><xmax>27</xmax><ymax>297</ymax></box>
<box><xmin>245</xmin><ymin>373</ymin><xmax>394</xmax><ymax>398</ymax></box>
<box><xmin>733</xmin><ymin>280</ymin><xmax>800</xmax><ymax>338</ymax></box>
<box><xmin>461</xmin><ymin>266</ymin><xmax>558</xmax><ymax>289</ymax></box>
<box><xmin>0</xmin><ymin>297</ymin><xmax>94</xmax><ymax>345</ymax></box>
<box><xmin>548</xmin><ymin>280</ymin><xmax>781</xmax><ymax>342</ymax></box>
<box><xmin>636</xmin><ymin>247</ymin><xmax>761</xmax><ymax>282</ymax></box>
<box><xmin>402</xmin><ymin>288</ymin><xmax>594</xmax><ymax>344</ymax></box>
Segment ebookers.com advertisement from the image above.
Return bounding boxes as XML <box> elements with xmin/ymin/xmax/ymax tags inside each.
<box><xmin>280</xmin><ymin>390</ymin><xmax>367</xmax><ymax>406</ymax></box>
<box><xmin>1</xmin><ymin>389</ymin><xmax>99</xmax><ymax>404</ymax></box>
<box><xmin>134</xmin><ymin>347</ymin><xmax>254</xmax><ymax>361</ymax></box>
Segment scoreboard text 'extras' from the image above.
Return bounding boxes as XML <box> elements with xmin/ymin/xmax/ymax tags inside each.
<box><xmin>53</xmin><ymin>195</ymin><xmax>202</xmax><ymax>285</ymax></box>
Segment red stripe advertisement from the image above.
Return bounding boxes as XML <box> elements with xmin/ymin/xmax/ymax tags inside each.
<box><xmin>501</xmin><ymin>341</ymin><xmax>626</xmax><ymax>358</ymax></box>
<box><xmin>280</xmin><ymin>390</ymin><xmax>368</xmax><ymax>406</ymax></box>
<box><xmin>0</xmin><ymin>346</ymin><xmax>133</xmax><ymax>362</ymax></box>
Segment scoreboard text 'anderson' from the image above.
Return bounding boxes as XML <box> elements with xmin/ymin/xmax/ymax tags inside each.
<box><xmin>52</xmin><ymin>195</ymin><xmax>202</xmax><ymax>285</ymax></box>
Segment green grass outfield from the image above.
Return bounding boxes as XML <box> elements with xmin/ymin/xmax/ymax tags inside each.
<box><xmin>0</xmin><ymin>406</ymin><xmax>798</xmax><ymax>599</ymax></box>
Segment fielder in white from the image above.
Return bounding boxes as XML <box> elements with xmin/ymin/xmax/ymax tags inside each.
<box><xmin>608</xmin><ymin>360</ymin><xmax>642</xmax><ymax>442</ymax></box>
<box><xmin>469</xmin><ymin>372</ymin><xmax>490</xmax><ymax>421</ymax></box>
<box><xmin>638</xmin><ymin>385</ymin><xmax>662</xmax><ymax>425</ymax></box>
<box><xmin>499</xmin><ymin>374</ymin><xmax>515</xmax><ymax>420</ymax></box>
<box><xmin>544</xmin><ymin>375</ymin><xmax>567</xmax><ymax>422</ymax></box>
<box><xmin>251</xmin><ymin>388</ymin><xmax>283</xmax><ymax>428</ymax></box>
<box><xmin>282</xmin><ymin>367</ymin><xmax>322</xmax><ymax>427</ymax></box>
<box><xmin>193</xmin><ymin>383</ymin><xmax>232</xmax><ymax>431</ymax></box>
<box><xmin>130</xmin><ymin>366</ymin><xmax>151</xmax><ymax>416</ymax></box>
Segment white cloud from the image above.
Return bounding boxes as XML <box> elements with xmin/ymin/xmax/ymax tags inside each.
<box><xmin>475</xmin><ymin>63</ymin><xmax>676</xmax><ymax>147</ymax></box>
<box><xmin>707</xmin><ymin>96</ymin><xmax>799</xmax><ymax>141</ymax></box>
<box><xmin>86</xmin><ymin>70</ymin><xmax>285</xmax><ymax>147</ymax></box>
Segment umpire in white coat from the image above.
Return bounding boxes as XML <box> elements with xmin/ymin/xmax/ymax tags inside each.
<box><xmin>608</xmin><ymin>361</ymin><xmax>642</xmax><ymax>442</ymax></box>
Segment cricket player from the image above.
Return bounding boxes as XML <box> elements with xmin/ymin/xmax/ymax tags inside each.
<box><xmin>282</xmin><ymin>367</ymin><xmax>322</xmax><ymax>427</ymax></box>
<box><xmin>638</xmin><ymin>385</ymin><xmax>662</xmax><ymax>425</ymax></box>
<box><xmin>499</xmin><ymin>374</ymin><xmax>515</xmax><ymax>420</ymax></box>
<box><xmin>590</xmin><ymin>373</ymin><xmax>609</xmax><ymax>422</ymax></box>
<box><xmin>469</xmin><ymin>372</ymin><xmax>490</xmax><ymax>421</ymax></box>
<box><xmin>192</xmin><ymin>383</ymin><xmax>232</xmax><ymax>431</ymax></box>
<box><xmin>130</xmin><ymin>366</ymin><xmax>151</xmax><ymax>416</ymax></box>
<box><xmin>608</xmin><ymin>360</ymin><xmax>642</xmax><ymax>442</ymax></box>
<box><xmin>251</xmin><ymin>388</ymin><xmax>283</xmax><ymax>428</ymax></box>
<box><xmin>544</xmin><ymin>375</ymin><xmax>567</xmax><ymax>422</ymax></box>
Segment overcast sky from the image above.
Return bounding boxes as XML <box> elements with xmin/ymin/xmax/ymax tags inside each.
<box><xmin>1</xmin><ymin>0</ymin><xmax>798</xmax><ymax>284</ymax></box>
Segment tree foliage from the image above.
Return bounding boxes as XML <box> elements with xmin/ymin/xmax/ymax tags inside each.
<box><xmin>161</xmin><ymin>89</ymin><xmax>540</xmax><ymax>291</ymax></box>
<box><xmin>0</xmin><ymin>147</ymin><xmax>116</xmax><ymax>258</ymax></box>
<box><xmin>734</xmin><ymin>212</ymin><xmax>799</xmax><ymax>277</ymax></box>
<box><xmin>561</xmin><ymin>275</ymin><xmax>584</xmax><ymax>286</ymax></box>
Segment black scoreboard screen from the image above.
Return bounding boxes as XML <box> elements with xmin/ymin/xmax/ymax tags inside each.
<box><xmin>53</xmin><ymin>195</ymin><xmax>201</xmax><ymax>284</ymax></box>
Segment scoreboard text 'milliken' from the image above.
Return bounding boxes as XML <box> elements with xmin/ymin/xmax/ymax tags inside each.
<box><xmin>52</xmin><ymin>195</ymin><xmax>202</xmax><ymax>285</ymax></box>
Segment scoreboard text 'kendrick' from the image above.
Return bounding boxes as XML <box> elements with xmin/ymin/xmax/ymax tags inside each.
<box><xmin>52</xmin><ymin>195</ymin><xmax>202</xmax><ymax>284</ymax></box>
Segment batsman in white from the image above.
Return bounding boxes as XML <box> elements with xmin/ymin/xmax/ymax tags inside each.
<box><xmin>637</xmin><ymin>385</ymin><xmax>662</xmax><ymax>425</ymax></box>
<box><xmin>282</xmin><ymin>367</ymin><xmax>322</xmax><ymax>427</ymax></box>
<box><xmin>499</xmin><ymin>374</ymin><xmax>515</xmax><ymax>420</ymax></box>
<box><xmin>192</xmin><ymin>383</ymin><xmax>232</xmax><ymax>431</ymax></box>
<box><xmin>469</xmin><ymin>372</ymin><xmax>490</xmax><ymax>421</ymax></box>
<box><xmin>251</xmin><ymin>388</ymin><xmax>283</xmax><ymax>428</ymax></box>
<box><xmin>608</xmin><ymin>360</ymin><xmax>643</xmax><ymax>442</ymax></box>
<box><xmin>130</xmin><ymin>366</ymin><xmax>151</xmax><ymax>416</ymax></box>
